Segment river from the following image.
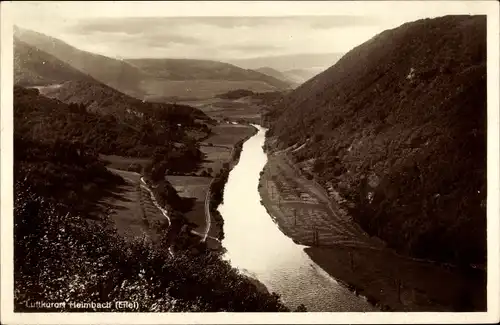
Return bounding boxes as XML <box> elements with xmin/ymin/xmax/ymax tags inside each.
<box><xmin>218</xmin><ymin>125</ymin><xmax>376</xmax><ymax>312</ymax></box>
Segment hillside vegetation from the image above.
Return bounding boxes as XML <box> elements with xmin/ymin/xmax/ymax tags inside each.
<box><xmin>14</xmin><ymin>39</ymin><xmax>210</xmax><ymax>124</ymax></box>
<box><xmin>14</xmin><ymin>85</ymin><xmax>290</xmax><ymax>314</ymax></box>
<box><xmin>266</xmin><ymin>15</ymin><xmax>486</xmax><ymax>266</ymax></box>
<box><xmin>40</xmin><ymin>79</ymin><xmax>210</xmax><ymax>122</ymax></box>
<box><xmin>14</xmin><ymin>114</ymin><xmax>289</xmax><ymax>313</ymax></box>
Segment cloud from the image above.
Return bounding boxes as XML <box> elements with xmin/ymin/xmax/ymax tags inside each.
<box><xmin>308</xmin><ymin>15</ymin><xmax>382</xmax><ymax>29</ymax></box>
<box><xmin>67</xmin><ymin>16</ymin><xmax>380</xmax><ymax>34</ymax></box>
<box><xmin>65</xmin><ymin>18</ymin><xmax>203</xmax><ymax>46</ymax></box>
<box><xmin>11</xmin><ymin>12</ymin><xmax>463</xmax><ymax>61</ymax></box>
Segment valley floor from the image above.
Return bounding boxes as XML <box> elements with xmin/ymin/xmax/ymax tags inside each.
<box><xmin>101</xmin><ymin>168</ymin><xmax>166</xmax><ymax>244</ymax></box>
<box><xmin>259</xmin><ymin>147</ymin><xmax>487</xmax><ymax>312</ymax></box>
<box><xmin>102</xmin><ymin>122</ymin><xmax>256</xmax><ymax>246</ymax></box>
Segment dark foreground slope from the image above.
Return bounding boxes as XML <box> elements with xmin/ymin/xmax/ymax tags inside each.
<box><xmin>266</xmin><ymin>15</ymin><xmax>486</xmax><ymax>266</ymax></box>
<box><xmin>14</xmin><ymin>91</ymin><xmax>289</xmax><ymax>312</ymax></box>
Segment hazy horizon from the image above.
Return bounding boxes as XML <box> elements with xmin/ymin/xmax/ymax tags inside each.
<box><xmin>9</xmin><ymin>2</ymin><xmax>466</xmax><ymax>64</ymax></box>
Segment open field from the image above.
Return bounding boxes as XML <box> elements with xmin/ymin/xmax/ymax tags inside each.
<box><xmin>100</xmin><ymin>154</ymin><xmax>151</xmax><ymax>172</ymax></box>
<box><xmin>259</xmin><ymin>150</ymin><xmax>486</xmax><ymax>312</ymax></box>
<box><xmin>199</xmin><ymin>145</ymin><xmax>232</xmax><ymax>175</ymax></box>
<box><xmin>179</xmin><ymin>98</ymin><xmax>263</xmax><ymax>123</ymax></box>
<box><xmin>140</xmin><ymin>79</ymin><xmax>278</xmax><ymax>101</ymax></box>
<box><xmin>101</xmin><ymin>168</ymin><xmax>168</xmax><ymax>243</ymax></box>
<box><xmin>202</xmin><ymin>123</ymin><xmax>256</xmax><ymax>147</ymax></box>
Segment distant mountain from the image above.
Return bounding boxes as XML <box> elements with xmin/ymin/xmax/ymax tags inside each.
<box><xmin>14</xmin><ymin>37</ymin><xmax>209</xmax><ymax>123</ymax></box>
<box><xmin>126</xmin><ymin>58</ymin><xmax>292</xmax><ymax>101</ymax></box>
<box><xmin>14</xmin><ymin>39</ymin><xmax>95</xmax><ymax>86</ymax></box>
<box><xmin>255</xmin><ymin>67</ymin><xmax>297</xmax><ymax>85</ymax></box>
<box><xmin>282</xmin><ymin>67</ymin><xmax>326</xmax><ymax>84</ymax></box>
<box><xmin>265</xmin><ymin>16</ymin><xmax>487</xmax><ymax>266</ymax></box>
<box><xmin>228</xmin><ymin>53</ymin><xmax>343</xmax><ymax>72</ymax></box>
<box><xmin>14</xmin><ymin>26</ymin><xmax>146</xmax><ymax>99</ymax></box>
<box><xmin>39</xmin><ymin>79</ymin><xmax>208</xmax><ymax>122</ymax></box>
<box><xmin>127</xmin><ymin>59</ymin><xmax>289</xmax><ymax>86</ymax></box>
<box><xmin>15</xmin><ymin>26</ymin><xmax>292</xmax><ymax>101</ymax></box>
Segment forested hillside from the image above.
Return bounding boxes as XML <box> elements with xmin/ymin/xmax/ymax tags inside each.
<box><xmin>265</xmin><ymin>15</ymin><xmax>487</xmax><ymax>266</ymax></box>
<box><xmin>14</xmin><ymin>40</ymin><xmax>210</xmax><ymax>125</ymax></box>
<box><xmin>39</xmin><ymin>79</ymin><xmax>210</xmax><ymax>123</ymax></box>
<box><xmin>14</xmin><ymin>86</ymin><xmax>204</xmax><ymax>163</ymax></box>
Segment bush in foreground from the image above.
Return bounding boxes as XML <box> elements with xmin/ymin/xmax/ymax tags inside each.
<box><xmin>14</xmin><ymin>184</ymin><xmax>289</xmax><ymax>312</ymax></box>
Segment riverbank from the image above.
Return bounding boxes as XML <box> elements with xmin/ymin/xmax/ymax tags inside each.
<box><xmin>219</xmin><ymin>125</ymin><xmax>375</xmax><ymax>312</ymax></box>
<box><xmin>258</xmin><ymin>138</ymin><xmax>486</xmax><ymax>312</ymax></box>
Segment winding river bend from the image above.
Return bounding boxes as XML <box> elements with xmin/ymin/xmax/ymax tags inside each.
<box><xmin>218</xmin><ymin>125</ymin><xmax>375</xmax><ymax>312</ymax></box>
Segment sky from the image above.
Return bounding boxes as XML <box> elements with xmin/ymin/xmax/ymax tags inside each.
<box><xmin>8</xmin><ymin>1</ymin><xmax>488</xmax><ymax>61</ymax></box>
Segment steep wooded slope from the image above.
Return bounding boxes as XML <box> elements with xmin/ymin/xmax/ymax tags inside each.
<box><xmin>39</xmin><ymin>79</ymin><xmax>210</xmax><ymax>122</ymax></box>
<box><xmin>14</xmin><ymin>86</ymin><xmax>200</xmax><ymax>160</ymax></box>
<box><xmin>266</xmin><ymin>15</ymin><xmax>487</xmax><ymax>265</ymax></box>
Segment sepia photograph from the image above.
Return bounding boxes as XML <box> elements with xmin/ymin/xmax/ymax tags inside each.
<box><xmin>1</xmin><ymin>1</ymin><xmax>499</xmax><ymax>324</ymax></box>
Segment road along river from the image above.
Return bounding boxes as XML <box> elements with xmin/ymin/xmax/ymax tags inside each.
<box><xmin>218</xmin><ymin>125</ymin><xmax>376</xmax><ymax>312</ymax></box>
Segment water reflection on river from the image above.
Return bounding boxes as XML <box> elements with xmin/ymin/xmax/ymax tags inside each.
<box><xmin>218</xmin><ymin>125</ymin><xmax>375</xmax><ymax>312</ymax></box>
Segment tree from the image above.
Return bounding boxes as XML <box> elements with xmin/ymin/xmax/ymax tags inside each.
<box><xmin>294</xmin><ymin>304</ymin><xmax>308</xmax><ymax>312</ymax></box>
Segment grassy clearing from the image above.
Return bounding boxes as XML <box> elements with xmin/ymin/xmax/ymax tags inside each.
<box><xmin>100</xmin><ymin>154</ymin><xmax>151</xmax><ymax>171</ymax></box>
<box><xmin>102</xmin><ymin>168</ymin><xmax>166</xmax><ymax>243</ymax></box>
<box><xmin>165</xmin><ymin>175</ymin><xmax>216</xmax><ymax>236</ymax></box>
<box><xmin>199</xmin><ymin>145</ymin><xmax>231</xmax><ymax>175</ymax></box>
<box><xmin>166</xmin><ymin>175</ymin><xmax>212</xmax><ymax>201</ymax></box>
